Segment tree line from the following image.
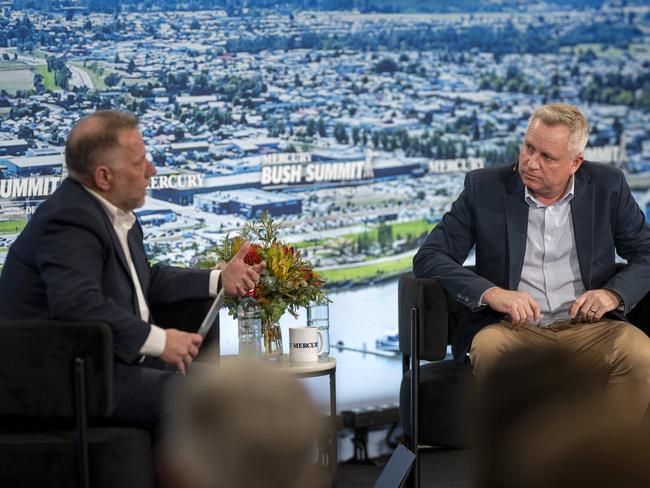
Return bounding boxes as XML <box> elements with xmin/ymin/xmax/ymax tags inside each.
<box><xmin>225</xmin><ymin>19</ymin><xmax>640</xmax><ymax>57</ymax></box>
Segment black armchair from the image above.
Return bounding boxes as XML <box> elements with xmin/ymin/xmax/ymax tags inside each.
<box><xmin>0</xmin><ymin>298</ymin><xmax>219</xmax><ymax>488</ymax></box>
<box><xmin>0</xmin><ymin>320</ymin><xmax>154</xmax><ymax>488</ymax></box>
<box><xmin>398</xmin><ymin>268</ymin><xmax>650</xmax><ymax>487</ymax></box>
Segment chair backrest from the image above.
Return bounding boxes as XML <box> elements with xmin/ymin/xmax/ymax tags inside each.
<box><xmin>398</xmin><ymin>272</ymin><xmax>449</xmax><ymax>361</ymax></box>
<box><xmin>398</xmin><ymin>267</ymin><xmax>475</xmax><ymax>361</ymax></box>
<box><xmin>0</xmin><ymin>321</ymin><xmax>113</xmax><ymax>419</ymax></box>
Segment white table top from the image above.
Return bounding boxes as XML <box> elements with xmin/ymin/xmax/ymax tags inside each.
<box><xmin>273</xmin><ymin>354</ymin><xmax>336</xmax><ymax>374</ymax></box>
<box><xmin>220</xmin><ymin>354</ymin><xmax>336</xmax><ymax>375</ymax></box>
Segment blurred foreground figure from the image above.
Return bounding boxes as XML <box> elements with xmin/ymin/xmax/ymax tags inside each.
<box><xmin>164</xmin><ymin>359</ymin><xmax>326</xmax><ymax>488</ymax></box>
<box><xmin>478</xmin><ymin>346</ymin><xmax>650</xmax><ymax>488</ymax></box>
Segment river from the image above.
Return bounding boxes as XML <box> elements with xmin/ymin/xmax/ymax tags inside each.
<box><xmin>218</xmin><ymin>279</ymin><xmax>403</xmax><ymax>411</ymax></box>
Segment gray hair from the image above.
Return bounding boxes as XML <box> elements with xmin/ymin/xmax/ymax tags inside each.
<box><xmin>65</xmin><ymin>111</ymin><xmax>139</xmax><ymax>181</ymax></box>
<box><xmin>529</xmin><ymin>103</ymin><xmax>589</xmax><ymax>156</ymax></box>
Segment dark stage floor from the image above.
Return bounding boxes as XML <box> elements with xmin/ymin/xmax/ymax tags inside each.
<box><xmin>338</xmin><ymin>448</ymin><xmax>478</xmax><ymax>488</ymax></box>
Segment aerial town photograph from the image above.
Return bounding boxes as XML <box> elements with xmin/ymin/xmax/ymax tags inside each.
<box><xmin>1</xmin><ymin>0</ymin><xmax>649</xmax><ymax>461</ymax></box>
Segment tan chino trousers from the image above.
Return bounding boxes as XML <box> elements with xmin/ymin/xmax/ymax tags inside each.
<box><xmin>470</xmin><ymin>319</ymin><xmax>650</xmax><ymax>423</ymax></box>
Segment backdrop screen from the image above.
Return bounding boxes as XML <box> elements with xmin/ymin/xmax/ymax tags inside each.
<box><xmin>1</xmin><ymin>0</ymin><xmax>649</xmax><ymax>406</ymax></box>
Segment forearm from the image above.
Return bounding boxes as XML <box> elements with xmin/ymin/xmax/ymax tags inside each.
<box><xmin>45</xmin><ymin>280</ymin><xmax>151</xmax><ymax>363</ymax></box>
<box><xmin>415</xmin><ymin>249</ymin><xmax>496</xmax><ymax>309</ymax></box>
<box><xmin>413</xmin><ymin>214</ymin><xmax>495</xmax><ymax>309</ymax></box>
<box><xmin>607</xmin><ymin>175</ymin><xmax>650</xmax><ymax>312</ymax></box>
<box><xmin>601</xmin><ymin>265</ymin><xmax>650</xmax><ymax>314</ymax></box>
<box><xmin>147</xmin><ymin>264</ymin><xmax>212</xmax><ymax>305</ymax></box>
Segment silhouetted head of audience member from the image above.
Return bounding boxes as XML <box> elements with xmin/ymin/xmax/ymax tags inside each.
<box><xmin>164</xmin><ymin>359</ymin><xmax>326</xmax><ymax>488</ymax></box>
<box><xmin>165</xmin><ymin>360</ymin><xmax>325</xmax><ymax>488</ymax></box>
<box><xmin>476</xmin><ymin>344</ymin><xmax>650</xmax><ymax>488</ymax></box>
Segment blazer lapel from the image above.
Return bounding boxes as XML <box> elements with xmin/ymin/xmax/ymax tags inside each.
<box><xmin>127</xmin><ymin>224</ymin><xmax>150</xmax><ymax>297</ymax></box>
<box><xmin>504</xmin><ymin>174</ymin><xmax>529</xmax><ymax>290</ymax></box>
<box><xmin>73</xmin><ymin>180</ymin><xmax>147</xmax><ymax>317</ymax></box>
<box><xmin>88</xmin><ymin>191</ymin><xmax>132</xmax><ymax>278</ymax></box>
<box><xmin>570</xmin><ymin>171</ymin><xmax>594</xmax><ymax>289</ymax></box>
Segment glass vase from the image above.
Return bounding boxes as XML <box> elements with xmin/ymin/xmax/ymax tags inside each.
<box><xmin>262</xmin><ymin>319</ymin><xmax>283</xmax><ymax>359</ymax></box>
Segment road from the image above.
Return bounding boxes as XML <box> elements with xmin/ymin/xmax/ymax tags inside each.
<box><xmin>68</xmin><ymin>64</ymin><xmax>94</xmax><ymax>89</ymax></box>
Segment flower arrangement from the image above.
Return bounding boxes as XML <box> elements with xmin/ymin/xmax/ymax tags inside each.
<box><xmin>201</xmin><ymin>213</ymin><xmax>329</xmax><ymax>354</ymax></box>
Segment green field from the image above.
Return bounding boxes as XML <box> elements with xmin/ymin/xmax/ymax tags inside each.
<box><xmin>296</xmin><ymin>218</ymin><xmax>432</xmax><ymax>284</ymax></box>
<box><xmin>320</xmin><ymin>254</ymin><xmax>414</xmax><ymax>283</ymax></box>
<box><xmin>0</xmin><ymin>220</ymin><xmax>27</xmax><ymax>235</ymax></box>
<box><xmin>294</xmin><ymin>218</ymin><xmax>432</xmax><ymax>249</ymax></box>
<box><xmin>35</xmin><ymin>65</ymin><xmax>56</xmax><ymax>91</ymax></box>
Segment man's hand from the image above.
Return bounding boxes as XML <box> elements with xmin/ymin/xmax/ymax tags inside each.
<box><xmin>483</xmin><ymin>288</ymin><xmax>541</xmax><ymax>328</ymax></box>
<box><xmin>570</xmin><ymin>289</ymin><xmax>622</xmax><ymax>322</ymax></box>
<box><xmin>160</xmin><ymin>329</ymin><xmax>203</xmax><ymax>375</ymax></box>
<box><xmin>221</xmin><ymin>241</ymin><xmax>266</xmax><ymax>298</ymax></box>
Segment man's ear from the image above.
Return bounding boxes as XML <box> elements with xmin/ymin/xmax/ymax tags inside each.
<box><xmin>571</xmin><ymin>153</ymin><xmax>584</xmax><ymax>174</ymax></box>
<box><xmin>93</xmin><ymin>164</ymin><xmax>112</xmax><ymax>191</ymax></box>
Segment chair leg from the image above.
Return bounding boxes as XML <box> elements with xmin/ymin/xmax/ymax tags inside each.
<box><xmin>74</xmin><ymin>358</ymin><xmax>90</xmax><ymax>488</ymax></box>
<box><xmin>409</xmin><ymin>306</ymin><xmax>420</xmax><ymax>488</ymax></box>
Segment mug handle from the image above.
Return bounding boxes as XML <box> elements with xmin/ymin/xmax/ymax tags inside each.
<box><xmin>316</xmin><ymin>329</ymin><xmax>324</xmax><ymax>355</ymax></box>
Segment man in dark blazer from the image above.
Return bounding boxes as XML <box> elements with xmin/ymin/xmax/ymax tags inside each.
<box><xmin>414</xmin><ymin>103</ymin><xmax>650</xmax><ymax>421</ymax></box>
<box><xmin>0</xmin><ymin>111</ymin><xmax>265</xmax><ymax>439</ymax></box>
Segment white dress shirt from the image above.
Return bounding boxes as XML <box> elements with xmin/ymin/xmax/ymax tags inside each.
<box><xmin>518</xmin><ymin>177</ymin><xmax>585</xmax><ymax>326</ymax></box>
<box><xmin>86</xmin><ymin>187</ymin><xmax>220</xmax><ymax>356</ymax></box>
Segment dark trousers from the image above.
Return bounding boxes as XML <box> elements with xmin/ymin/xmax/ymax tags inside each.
<box><xmin>111</xmin><ymin>359</ymin><xmax>182</xmax><ymax>445</ymax></box>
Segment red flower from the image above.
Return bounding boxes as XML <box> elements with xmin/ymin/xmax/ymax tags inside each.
<box><xmin>244</xmin><ymin>243</ymin><xmax>262</xmax><ymax>265</ymax></box>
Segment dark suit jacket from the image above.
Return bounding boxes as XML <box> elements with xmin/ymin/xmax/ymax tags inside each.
<box><xmin>414</xmin><ymin>161</ymin><xmax>650</xmax><ymax>360</ymax></box>
<box><xmin>0</xmin><ymin>178</ymin><xmax>212</xmax><ymax>364</ymax></box>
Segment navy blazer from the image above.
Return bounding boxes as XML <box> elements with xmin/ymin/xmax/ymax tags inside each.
<box><xmin>414</xmin><ymin>161</ymin><xmax>650</xmax><ymax>360</ymax></box>
<box><xmin>0</xmin><ymin>178</ymin><xmax>211</xmax><ymax>364</ymax></box>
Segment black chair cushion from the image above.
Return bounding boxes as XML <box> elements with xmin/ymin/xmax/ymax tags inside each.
<box><xmin>0</xmin><ymin>427</ymin><xmax>154</xmax><ymax>488</ymax></box>
<box><xmin>400</xmin><ymin>360</ymin><xmax>475</xmax><ymax>448</ymax></box>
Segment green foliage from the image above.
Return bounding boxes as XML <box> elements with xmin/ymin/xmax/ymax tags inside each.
<box><xmin>198</xmin><ymin>213</ymin><xmax>329</xmax><ymax>324</ymax></box>
<box><xmin>580</xmin><ymin>71</ymin><xmax>650</xmax><ymax>109</ymax></box>
<box><xmin>333</xmin><ymin>122</ymin><xmax>349</xmax><ymax>144</ymax></box>
<box><xmin>104</xmin><ymin>72</ymin><xmax>122</xmax><ymax>87</ymax></box>
<box><xmin>377</xmin><ymin>222</ymin><xmax>393</xmax><ymax>250</ymax></box>
<box><xmin>222</xmin><ymin>15</ymin><xmax>638</xmax><ymax>58</ymax></box>
<box><xmin>374</xmin><ymin>57</ymin><xmax>399</xmax><ymax>73</ymax></box>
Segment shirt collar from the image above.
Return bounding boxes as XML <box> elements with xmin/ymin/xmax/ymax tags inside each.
<box><xmin>524</xmin><ymin>175</ymin><xmax>575</xmax><ymax>209</ymax></box>
<box><xmin>84</xmin><ymin>186</ymin><xmax>136</xmax><ymax>230</ymax></box>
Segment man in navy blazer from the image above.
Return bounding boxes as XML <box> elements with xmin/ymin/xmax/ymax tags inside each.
<box><xmin>0</xmin><ymin>111</ymin><xmax>265</xmax><ymax>439</ymax></box>
<box><xmin>414</xmin><ymin>103</ymin><xmax>650</xmax><ymax>421</ymax></box>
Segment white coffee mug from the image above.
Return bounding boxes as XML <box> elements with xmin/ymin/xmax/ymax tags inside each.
<box><xmin>289</xmin><ymin>326</ymin><xmax>324</xmax><ymax>362</ymax></box>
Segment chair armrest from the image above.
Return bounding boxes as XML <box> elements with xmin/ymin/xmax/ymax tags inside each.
<box><xmin>0</xmin><ymin>320</ymin><xmax>113</xmax><ymax>419</ymax></box>
<box><xmin>627</xmin><ymin>291</ymin><xmax>650</xmax><ymax>335</ymax></box>
<box><xmin>398</xmin><ymin>272</ymin><xmax>449</xmax><ymax>361</ymax></box>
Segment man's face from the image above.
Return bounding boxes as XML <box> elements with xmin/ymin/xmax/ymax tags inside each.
<box><xmin>105</xmin><ymin>129</ymin><xmax>156</xmax><ymax>212</ymax></box>
<box><xmin>518</xmin><ymin>120</ymin><xmax>583</xmax><ymax>205</ymax></box>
